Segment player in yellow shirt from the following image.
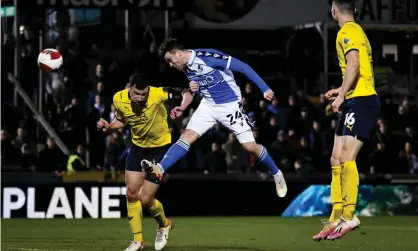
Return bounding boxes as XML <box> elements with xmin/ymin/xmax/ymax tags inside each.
<box><xmin>313</xmin><ymin>0</ymin><xmax>380</xmax><ymax>241</ymax></box>
<box><xmin>97</xmin><ymin>73</ymin><xmax>193</xmax><ymax>251</ymax></box>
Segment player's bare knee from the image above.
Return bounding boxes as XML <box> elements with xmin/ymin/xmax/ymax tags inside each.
<box><xmin>330</xmin><ymin>155</ymin><xmax>341</xmax><ymax>167</ymax></box>
<box><xmin>340</xmin><ymin>154</ymin><xmax>350</xmax><ymax>164</ymax></box>
<box><xmin>126</xmin><ymin>186</ymin><xmax>140</xmax><ymax>202</ymax></box>
<box><xmin>340</xmin><ymin>138</ymin><xmax>362</xmax><ymax>163</ymax></box>
<box><xmin>241</xmin><ymin>141</ymin><xmax>259</xmax><ymax>155</ymax></box>
<box><xmin>339</xmin><ymin>151</ymin><xmax>356</xmax><ymax>164</ymax></box>
<box><xmin>138</xmin><ymin>192</ymin><xmax>154</xmax><ymax>207</ymax></box>
<box><xmin>180</xmin><ymin>129</ymin><xmax>199</xmax><ymax>145</ymax></box>
<box><xmin>331</xmin><ymin>136</ymin><xmax>344</xmax><ymax>167</ymax></box>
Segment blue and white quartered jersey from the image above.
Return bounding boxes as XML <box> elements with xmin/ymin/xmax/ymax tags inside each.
<box><xmin>185</xmin><ymin>49</ymin><xmax>270</xmax><ymax>105</ymax></box>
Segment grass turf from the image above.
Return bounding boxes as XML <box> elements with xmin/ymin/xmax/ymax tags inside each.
<box><xmin>2</xmin><ymin>217</ymin><xmax>418</xmax><ymax>251</ymax></box>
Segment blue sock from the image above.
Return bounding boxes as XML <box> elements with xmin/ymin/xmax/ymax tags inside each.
<box><xmin>160</xmin><ymin>139</ymin><xmax>190</xmax><ymax>171</ymax></box>
<box><xmin>258</xmin><ymin>145</ymin><xmax>280</xmax><ymax>175</ymax></box>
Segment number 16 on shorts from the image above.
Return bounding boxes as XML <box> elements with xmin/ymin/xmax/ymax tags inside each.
<box><xmin>344</xmin><ymin>112</ymin><xmax>355</xmax><ymax>131</ymax></box>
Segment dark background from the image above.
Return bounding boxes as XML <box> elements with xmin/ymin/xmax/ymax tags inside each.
<box><xmin>1</xmin><ymin>0</ymin><xmax>418</xmax><ymax>216</ymax></box>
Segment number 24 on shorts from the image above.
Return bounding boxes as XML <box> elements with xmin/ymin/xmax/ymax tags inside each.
<box><xmin>344</xmin><ymin>112</ymin><xmax>356</xmax><ymax>126</ymax></box>
<box><xmin>227</xmin><ymin>111</ymin><xmax>244</xmax><ymax>126</ymax></box>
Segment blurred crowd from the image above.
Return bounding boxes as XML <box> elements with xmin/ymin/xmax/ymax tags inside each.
<box><xmin>1</xmin><ymin>36</ymin><xmax>417</xmax><ymax>176</ymax></box>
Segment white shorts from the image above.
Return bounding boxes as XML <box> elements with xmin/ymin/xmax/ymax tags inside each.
<box><xmin>186</xmin><ymin>100</ymin><xmax>255</xmax><ymax>143</ymax></box>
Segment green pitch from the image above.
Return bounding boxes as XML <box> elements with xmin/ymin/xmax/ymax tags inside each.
<box><xmin>2</xmin><ymin>217</ymin><xmax>418</xmax><ymax>251</ymax></box>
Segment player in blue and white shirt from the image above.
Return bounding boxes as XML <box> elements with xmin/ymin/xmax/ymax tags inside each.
<box><xmin>141</xmin><ymin>39</ymin><xmax>287</xmax><ymax>198</ymax></box>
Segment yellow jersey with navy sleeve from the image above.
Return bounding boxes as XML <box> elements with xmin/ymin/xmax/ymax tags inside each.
<box><xmin>112</xmin><ymin>86</ymin><xmax>171</xmax><ymax>148</ymax></box>
<box><xmin>336</xmin><ymin>22</ymin><xmax>376</xmax><ymax>99</ymax></box>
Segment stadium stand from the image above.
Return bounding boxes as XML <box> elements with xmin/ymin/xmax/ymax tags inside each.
<box><xmin>1</xmin><ymin>14</ymin><xmax>417</xmax><ymax>177</ymax></box>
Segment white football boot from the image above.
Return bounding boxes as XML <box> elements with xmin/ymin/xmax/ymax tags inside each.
<box><xmin>154</xmin><ymin>219</ymin><xmax>173</xmax><ymax>251</ymax></box>
<box><xmin>124</xmin><ymin>241</ymin><xmax>145</xmax><ymax>251</ymax></box>
<box><xmin>273</xmin><ymin>171</ymin><xmax>288</xmax><ymax>197</ymax></box>
<box><xmin>327</xmin><ymin>215</ymin><xmax>361</xmax><ymax>240</ymax></box>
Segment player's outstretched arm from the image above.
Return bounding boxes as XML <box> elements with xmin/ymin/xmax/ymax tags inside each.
<box><xmin>227</xmin><ymin>57</ymin><xmax>270</xmax><ymax>94</ymax></box>
<box><xmin>200</xmin><ymin>53</ymin><xmax>272</xmax><ymax>99</ymax></box>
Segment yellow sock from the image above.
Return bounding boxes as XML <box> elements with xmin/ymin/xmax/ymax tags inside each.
<box><xmin>342</xmin><ymin>161</ymin><xmax>359</xmax><ymax>220</ymax></box>
<box><xmin>149</xmin><ymin>199</ymin><xmax>169</xmax><ymax>228</ymax></box>
<box><xmin>329</xmin><ymin>165</ymin><xmax>343</xmax><ymax>222</ymax></box>
<box><xmin>127</xmin><ymin>200</ymin><xmax>143</xmax><ymax>242</ymax></box>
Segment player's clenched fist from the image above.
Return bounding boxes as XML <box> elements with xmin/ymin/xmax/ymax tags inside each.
<box><xmin>170</xmin><ymin>106</ymin><xmax>184</xmax><ymax>119</ymax></box>
<box><xmin>97</xmin><ymin>118</ymin><xmax>109</xmax><ymax>131</ymax></box>
<box><xmin>325</xmin><ymin>88</ymin><xmax>340</xmax><ymax>101</ymax></box>
<box><xmin>331</xmin><ymin>95</ymin><xmax>344</xmax><ymax>113</ymax></box>
<box><xmin>189</xmin><ymin>81</ymin><xmax>199</xmax><ymax>92</ymax></box>
<box><xmin>263</xmin><ymin>89</ymin><xmax>274</xmax><ymax>101</ymax></box>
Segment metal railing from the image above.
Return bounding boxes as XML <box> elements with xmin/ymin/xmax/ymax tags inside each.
<box><xmin>7</xmin><ymin>73</ymin><xmax>70</xmax><ymax>156</ymax></box>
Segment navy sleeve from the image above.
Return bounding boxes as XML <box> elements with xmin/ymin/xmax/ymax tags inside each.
<box><xmin>196</xmin><ymin>49</ymin><xmax>270</xmax><ymax>93</ymax></box>
<box><xmin>228</xmin><ymin>57</ymin><xmax>270</xmax><ymax>93</ymax></box>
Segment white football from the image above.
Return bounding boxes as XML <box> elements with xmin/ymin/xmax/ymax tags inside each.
<box><xmin>37</xmin><ymin>48</ymin><xmax>63</xmax><ymax>72</ymax></box>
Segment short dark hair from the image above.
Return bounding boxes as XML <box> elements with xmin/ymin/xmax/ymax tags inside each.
<box><xmin>129</xmin><ymin>73</ymin><xmax>150</xmax><ymax>89</ymax></box>
<box><xmin>333</xmin><ymin>0</ymin><xmax>355</xmax><ymax>14</ymax></box>
<box><xmin>158</xmin><ymin>39</ymin><xmax>186</xmax><ymax>59</ymax></box>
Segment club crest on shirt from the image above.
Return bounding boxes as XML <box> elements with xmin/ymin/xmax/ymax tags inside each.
<box><xmin>197</xmin><ymin>76</ymin><xmax>215</xmax><ymax>87</ymax></box>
